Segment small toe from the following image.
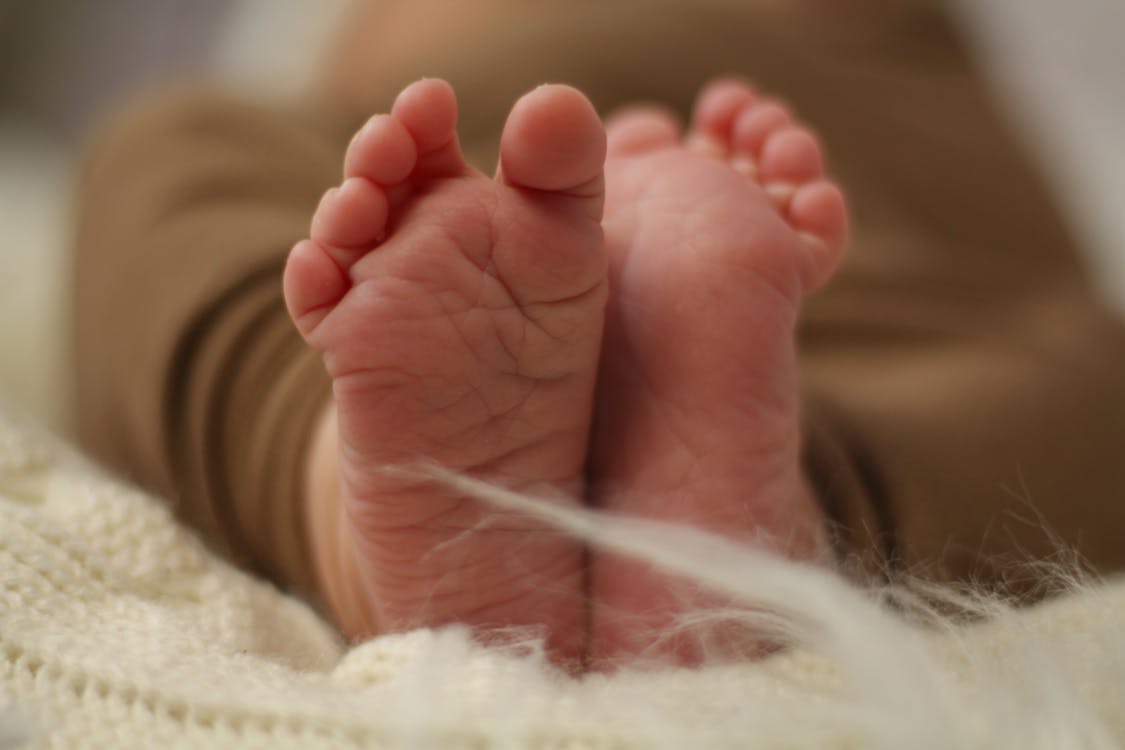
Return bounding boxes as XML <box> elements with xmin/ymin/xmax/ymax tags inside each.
<box><xmin>759</xmin><ymin>126</ymin><xmax>824</xmax><ymax>184</ymax></box>
<box><xmin>344</xmin><ymin>114</ymin><xmax>418</xmax><ymax>185</ymax></box>
<box><xmin>606</xmin><ymin>106</ymin><xmax>681</xmax><ymax>157</ymax></box>
<box><xmin>788</xmin><ymin>180</ymin><xmax>849</xmax><ymax>291</ymax></box>
<box><xmin>499</xmin><ymin>84</ymin><xmax>606</xmax><ymax>206</ymax></box>
<box><xmin>691</xmin><ymin>77</ymin><xmax>757</xmax><ymax>140</ymax></box>
<box><xmin>310</xmin><ymin>177</ymin><xmax>390</xmax><ymax>254</ymax></box>
<box><xmin>391</xmin><ymin>78</ymin><xmax>466</xmax><ymax>178</ymax></box>
<box><xmin>284</xmin><ymin>239</ymin><xmax>349</xmax><ymax>339</ymax></box>
<box><xmin>731</xmin><ymin>101</ymin><xmax>793</xmax><ymax>157</ymax></box>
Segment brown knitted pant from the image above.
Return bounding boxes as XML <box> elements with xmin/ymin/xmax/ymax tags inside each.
<box><xmin>73</xmin><ymin>0</ymin><xmax>1125</xmax><ymax>603</ymax></box>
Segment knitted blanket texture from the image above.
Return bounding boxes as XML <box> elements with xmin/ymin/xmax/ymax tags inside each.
<box><xmin>1</xmin><ymin>406</ymin><xmax>1124</xmax><ymax>749</ymax></box>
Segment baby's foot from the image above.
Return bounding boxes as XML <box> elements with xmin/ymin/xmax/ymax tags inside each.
<box><xmin>284</xmin><ymin>79</ymin><xmax>607</xmax><ymax>663</ymax></box>
<box><xmin>590</xmin><ymin>79</ymin><xmax>849</xmax><ymax>666</ymax></box>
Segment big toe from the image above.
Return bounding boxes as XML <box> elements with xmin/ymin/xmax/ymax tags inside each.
<box><xmin>499</xmin><ymin>85</ymin><xmax>606</xmax><ymax>212</ymax></box>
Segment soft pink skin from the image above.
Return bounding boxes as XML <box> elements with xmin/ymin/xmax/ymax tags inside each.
<box><xmin>284</xmin><ymin>79</ymin><xmax>608</xmax><ymax>665</ymax></box>
<box><xmin>588</xmin><ymin>79</ymin><xmax>849</xmax><ymax>667</ymax></box>
<box><xmin>286</xmin><ymin>76</ymin><xmax>850</xmax><ymax>671</ymax></box>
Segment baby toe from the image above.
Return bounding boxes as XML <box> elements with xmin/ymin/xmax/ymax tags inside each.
<box><xmin>788</xmin><ymin>179</ymin><xmax>849</xmax><ymax>291</ymax></box>
<box><xmin>310</xmin><ymin>177</ymin><xmax>390</xmax><ymax>254</ymax></box>
<box><xmin>691</xmin><ymin>77</ymin><xmax>758</xmax><ymax>141</ymax></box>
<box><xmin>731</xmin><ymin>101</ymin><xmax>793</xmax><ymax>158</ymax></box>
<box><xmin>344</xmin><ymin>114</ymin><xmax>418</xmax><ymax>186</ymax></box>
<box><xmin>759</xmin><ymin>126</ymin><xmax>824</xmax><ymax>185</ymax></box>
<box><xmin>391</xmin><ymin>78</ymin><xmax>467</xmax><ymax>179</ymax></box>
<box><xmin>283</xmin><ymin>239</ymin><xmax>349</xmax><ymax>340</ymax></box>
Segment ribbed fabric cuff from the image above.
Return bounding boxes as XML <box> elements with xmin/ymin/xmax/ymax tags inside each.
<box><xmin>800</xmin><ymin>390</ymin><xmax>898</xmax><ymax>581</ymax></box>
<box><xmin>169</xmin><ymin>262</ymin><xmax>331</xmax><ymax>599</ymax></box>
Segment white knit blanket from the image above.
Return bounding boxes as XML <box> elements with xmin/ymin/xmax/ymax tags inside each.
<box><xmin>2</xmin><ymin>405</ymin><xmax>1124</xmax><ymax>750</ymax></box>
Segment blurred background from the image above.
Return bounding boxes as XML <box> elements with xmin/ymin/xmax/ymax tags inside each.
<box><xmin>0</xmin><ymin>0</ymin><xmax>346</xmax><ymax>429</ymax></box>
<box><xmin>1</xmin><ymin>0</ymin><xmax>1123</xmax><ymax>432</ymax></box>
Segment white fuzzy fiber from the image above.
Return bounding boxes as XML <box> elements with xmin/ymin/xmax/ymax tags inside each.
<box><xmin>2</xmin><ymin>403</ymin><xmax>1124</xmax><ymax>749</ymax></box>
